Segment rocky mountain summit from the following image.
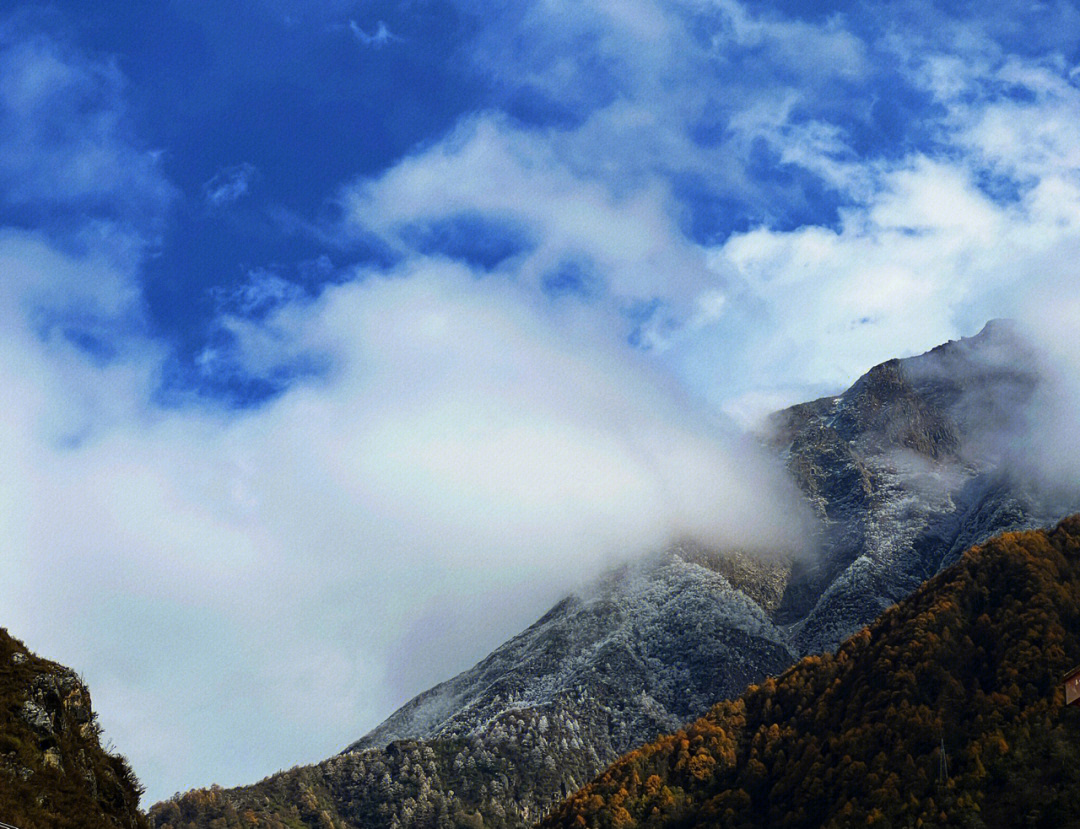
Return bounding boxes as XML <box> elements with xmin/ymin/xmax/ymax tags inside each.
<box><xmin>772</xmin><ymin>318</ymin><xmax>1061</xmax><ymax>654</ymax></box>
<box><xmin>0</xmin><ymin>628</ymin><xmax>147</xmax><ymax>829</ymax></box>
<box><xmin>150</xmin><ymin>321</ymin><xmax>1077</xmax><ymax>829</ymax></box>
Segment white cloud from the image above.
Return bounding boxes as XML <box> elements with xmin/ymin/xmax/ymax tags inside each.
<box><xmin>211</xmin><ymin>268</ymin><xmax>307</xmax><ymax>316</ymax></box>
<box><xmin>708</xmin><ymin>0</ymin><xmax>868</xmax><ymax>78</ymax></box>
<box><xmin>672</xmin><ymin>51</ymin><xmax>1080</xmax><ymax>418</ymax></box>
<box><xmin>345</xmin><ymin>112</ymin><xmax>722</xmax><ymax>333</ymax></box>
<box><xmin>0</xmin><ymin>253</ymin><xmax>809</xmax><ymax>800</ymax></box>
<box><xmin>693</xmin><ymin>157</ymin><xmax>1001</xmax><ymax>395</ymax></box>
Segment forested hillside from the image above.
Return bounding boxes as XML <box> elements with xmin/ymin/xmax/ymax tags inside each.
<box><xmin>545</xmin><ymin>517</ymin><xmax>1080</xmax><ymax>829</ymax></box>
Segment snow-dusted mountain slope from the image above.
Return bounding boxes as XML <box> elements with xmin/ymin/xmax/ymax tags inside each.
<box><xmin>151</xmin><ymin>551</ymin><xmax>799</xmax><ymax>829</ymax></box>
<box><xmin>349</xmin><ymin>548</ymin><xmax>795</xmax><ymax>755</ymax></box>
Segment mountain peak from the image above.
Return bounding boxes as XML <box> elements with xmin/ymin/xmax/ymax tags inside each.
<box><xmin>974</xmin><ymin>315</ymin><xmax>1018</xmax><ymax>339</ymax></box>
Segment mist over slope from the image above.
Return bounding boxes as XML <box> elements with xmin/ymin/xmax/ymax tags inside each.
<box><xmin>0</xmin><ymin>260</ymin><xmax>807</xmax><ymax>801</ymax></box>
<box><xmin>148</xmin><ymin>322</ymin><xmax>1079</xmax><ymax>829</ymax></box>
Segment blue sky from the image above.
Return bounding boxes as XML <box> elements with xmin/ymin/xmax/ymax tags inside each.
<box><xmin>4</xmin><ymin>0</ymin><xmax>1080</xmax><ymax>806</ymax></box>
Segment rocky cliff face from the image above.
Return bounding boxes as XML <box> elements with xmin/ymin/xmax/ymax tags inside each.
<box><xmin>150</xmin><ymin>321</ymin><xmax>1078</xmax><ymax>829</ymax></box>
<box><xmin>0</xmin><ymin>628</ymin><xmax>147</xmax><ymax>829</ymax></box>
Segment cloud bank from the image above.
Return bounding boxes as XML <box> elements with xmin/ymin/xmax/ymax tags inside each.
<box><xmin>1</xmin><ymin>254</ymin><xmax>807</xmax><ymax>797</ymax></box>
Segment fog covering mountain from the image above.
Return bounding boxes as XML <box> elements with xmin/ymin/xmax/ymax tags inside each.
<box><xmin>769</xmin><ymin>318</ymin><xmax>1065</xmax><ymax>655</ymax></box>
<box><xmin>149</xmin><ymin>321</ymin><xmax>1078</xmax><ymax>829</ymax></box>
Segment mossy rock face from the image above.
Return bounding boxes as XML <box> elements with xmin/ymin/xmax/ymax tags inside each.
<box><xmin>0</xmin><ymin>628</ymin><xmax>148</xmax><ymax>829</ymax></box>
<box><xmin>544</xmin><ymin>517</ymin><xmax>1080</xmax><ymax>829</ymax></box>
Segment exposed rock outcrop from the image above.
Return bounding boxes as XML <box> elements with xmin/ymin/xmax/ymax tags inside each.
<box><xmin>0</xmin><ymin>628</ymin><xmax>147</xmax><ymax>829</ymax></box>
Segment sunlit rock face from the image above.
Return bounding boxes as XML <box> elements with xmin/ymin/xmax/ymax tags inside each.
<box><xmin>150</xmin><ymin>321</ymin><xmax>1078</xmax><ymax>829</ymax></box>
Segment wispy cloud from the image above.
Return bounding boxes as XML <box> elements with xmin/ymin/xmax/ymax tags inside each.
<box><xmin>0</xmin><ymin>28</ymin><xmax>174</xmax><ymax>223</ymax></box>
<box><xmin>344</xmin><ymin>112</ymin><xmax>719</xmax><ymax>342</ymax></box>
<box><xmin>202</xmin><ymin>162</ymin><xmax>258</xmax><ymax>206</ymax></box>
<box><xmin>348</xmin><ymin>19</ymin><xmax>399</xmax><ymax>48</ymax></box>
